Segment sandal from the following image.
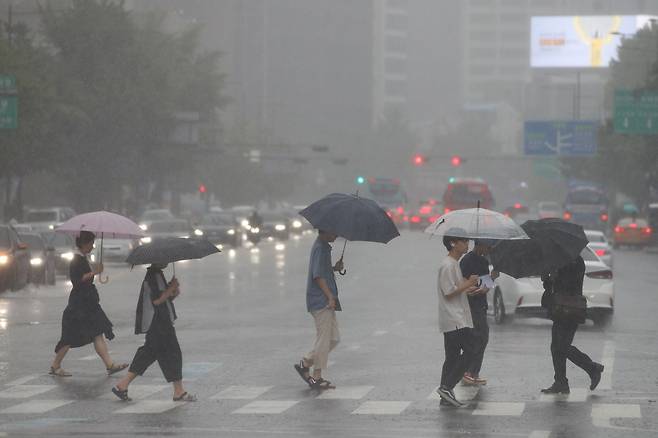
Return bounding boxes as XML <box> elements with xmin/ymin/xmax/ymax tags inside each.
<box><xmin>111</xmin><ymin>386</ymin><xmax>132</xmax><ymax>401</ymax></box>
<box><xmin>173</xmin><ymin>392</ymin><xmax>197</xmax><ymax>402</ymax></box>
<box><xmin>49</xmin><ymin>367</ymin><xmax>72</xmax><ymax>377</ymax></box>
<box><xmin>107</xmin><ymin>363</ymin><xmax>128</xmax><ymax>376</ymax></box>
<box><xmin>294</xmin><ymin>360</ymin><xmax>316</xmax><ymax>388</ymax></box>
<box><xmin>312</xmin><ymin>378</ymin><xmax>336</xmax><ymax>390</ymax></box>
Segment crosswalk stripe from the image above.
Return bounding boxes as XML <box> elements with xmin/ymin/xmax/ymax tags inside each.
<box><xmin>316</xmin><ymin>385</ymin><xmax>374</xmax><ymax>400</ymax></box>
<box><xmin>99</xmin><ymin>385</ymin><xmax>168</xmax><ymax>400</ymax></box>
<box><xmin>0</xmin><ymin>399</ymin><xmax>73</xmax><ymax>414</ymax></box>
<box><xmin>539</xmin><ymin>388</ymin><xmax>588</xmax><ymax>402</ymax></box>
<box><xmin>233</xmin><ymin>400</ymin><xmax>298</xmax><ymax>414</ymax></box>
<box><xmin>114</xmin><ymin>400</ymin><xmax>180</xmax><ymax>414</ymax></box>
<box><xmin>4</xmin><ymin>375</ymin><xmax>40</xmax><ymax>386</ymax></box>
<box><xmin>472</xmin><ymin>402</ymin><xmax>525</xmax><ymax>416</ymax></box>
<box><xmin>428</xmin><ymin>385</ymin><xmax>480</xmax><ymax>401</ymax></box>
<box><xmin>0</xmin><ymin>385</ymin><xmax>55</xmax><ymax>399</ymax></box>
<box><xmin>210</xmin><ymin>386</ymin><xmax>273</xmax><ymax>400</ymax></box>
<box><xmin>352</xmin><ymin>401</ymin><xmax>411</xmax><ymax>415</ymax></box>
<box><xmin>599</xmin><ymin>340</ymin><xmax>615</xmax><ymax>390</ymax></box>
<box><xmin>529</xmin><ymin>431</ymin><xmax>551</xmax><ymax>438</ymax></box>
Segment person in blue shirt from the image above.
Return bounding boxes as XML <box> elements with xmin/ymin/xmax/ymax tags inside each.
<box><xmin>294</xmin><ymin>229</ymin><xmax>344</xmax><ymax>390</ymax></box>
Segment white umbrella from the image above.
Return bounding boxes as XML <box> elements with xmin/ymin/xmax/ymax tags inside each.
<box><xmin>424</xmin><ymin>207</ymin><xmax>529</xmax><ymax>240</ymax></box>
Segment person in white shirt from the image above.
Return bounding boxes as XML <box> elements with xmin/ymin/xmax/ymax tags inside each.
<box><xmin>436</xmin><ymin>229</ymin><xmax>480</xmax><ymax>407</ymax></box>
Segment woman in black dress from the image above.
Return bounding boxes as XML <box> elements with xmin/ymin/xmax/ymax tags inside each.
<box><xmin>50</xmin><ymin>231</ymin><xmax>127</xmax><ymax>377</ymax></box>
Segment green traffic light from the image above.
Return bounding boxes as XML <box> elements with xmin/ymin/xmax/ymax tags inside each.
<box><xmin>448</xmin><ymin>177</ymin><xmax>456</xmax><ymax>183</ymax></box>
<box><xmin>356</xmin><ymin>176</ymin><xmax>365</xmax><ymax>184</ymax></box>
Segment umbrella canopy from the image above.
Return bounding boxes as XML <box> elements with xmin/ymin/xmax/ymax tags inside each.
<box><xmin>490</xmin><ymin>218</ymin><xmax>588</xmax><ymax>279</ymax></box>
<box><xmin>424</xmin><ymin>208</ymin><xmax>529</xmax><ymax>240</ymax></box>
<box><xmin>126</xmin><ymin>237</ymin><xmax>220</xmax><ymax>266</ymax></box>
<box><xmin>299</xmin><ymin>193</ymin><xmax>399</xmax><ymax>243</ymax></box>
<box><xmin>56</xmin><ymin>211</ymin><xmax>144</xmax><ymax>239</ymax></box>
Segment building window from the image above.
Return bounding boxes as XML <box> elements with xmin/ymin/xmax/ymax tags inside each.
<box><xmin>386</xmin><ymin>12</ymin><xmax>408</xmax><ymax>31</ymax></box>
<box><xmin>385</xmin><ymin>79</ymin><xmax>407</xmax><ymax>97</ymax></box>
<box><xmin>385</xmin><ymin>57</ymin><xmax>406</xmax><ymax>75</ymax></box>
<box><xmin>385</xmin><ymin>34</ymin><xmax>407</xmax><ymax>53</ymax></box>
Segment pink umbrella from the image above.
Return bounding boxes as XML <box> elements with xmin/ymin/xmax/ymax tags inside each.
<box><xmin>56</xmin><ymin>211</ymin><xmax>144</xmax><ymax>283</ymax></box>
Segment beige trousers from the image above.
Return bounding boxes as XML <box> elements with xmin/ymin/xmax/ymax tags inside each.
<box><xmin>304</xmin><ymin>308</ymin><xmax>340</xmax><ymax>371</ymax></box>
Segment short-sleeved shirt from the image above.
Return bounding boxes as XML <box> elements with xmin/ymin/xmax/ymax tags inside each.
<box><xmin>306</xmin><ymin>238</ymin><xmax>338</xmax><ymax>312</ymax></box>
<box><xmin>460</xmin><ymin>251</ymin><xmax>491</xmax><ymax>311</ymax></box>
<box><xmin>437</xmin><ymin>255</ymin><xmax>473</xmax><ymax>333</ymax></box>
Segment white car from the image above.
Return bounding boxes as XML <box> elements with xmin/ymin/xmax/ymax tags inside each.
<box><xmin>585</xmin><ymin>229</ymin><xmax>613</xmax><ymax>268</ymax></box>
<box><xmin>137</xmin><ymin>209</ymin><xmax>175</xmax><ymax>232</ymax></box>
<box><xmin>537</xmin><ymin>201</ymin><xmax>562</xmax><ymax>219</ymax></box>
<box><xmin>92</xmin><ymin>238</ymin><xmax>137</xmax><ymax>262</ymax></box>
<box><xmin>23</xmin><ymin>207</ymin><xmax>76</xmax><ymax>231</ymax></box>
<box><xmin>489</xmin><ymin>247</ymin><xmax>614</xmax><ymax>326</ymax></box>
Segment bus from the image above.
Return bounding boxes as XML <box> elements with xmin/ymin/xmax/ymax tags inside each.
<box><xmin>442</xmin><ymin>178</ymin><xmax>495</xmax><ymax>213</ymax></box>
<box><xmin>365</xmin><ymin>177</ymin><xmax>408</xmax><ymax>224</ymax></box>
<box><xmin>563</xmin><ymin>185</ymin><xmax>609</xmax><ymax>232</ymax></box>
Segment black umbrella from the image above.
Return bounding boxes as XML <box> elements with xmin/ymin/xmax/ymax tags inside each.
<box><xmin>299</xmin><ymin>193</ymin><xmax>400</xmax><ymax>274</ymax></box>
<box><xmin>126</xmin><ymin>238</ymin><xmax>220</xmax><ymax>275</ymax></box>
<box><xmin>490</xmin><ymin>218</ymin><xmax>588</xmax><ymax>279</ymax></box>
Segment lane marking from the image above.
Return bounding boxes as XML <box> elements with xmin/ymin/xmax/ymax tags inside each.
<box><xmin>373</xmin><ymin>330</ymin><xmax>388</xmax><ymax>337</ymax></box>
<box><xmin>0</xmin><ymin>385</ymin><xmax>55</xmax><ymax>399</ymax></box>
<box><xmin>0</xmin><ymin>399</ymin><xmax>73</xmax><ymax>414</ymax></box>
<box><xmin>428</xmin><ymin>385</ymin><xmax>480</xmax><ymax>401</ymax></box>
<box><xmin>473</xmin><ymin>402</ymin><xmax>525</xmax><ymax>416</ymax></box>
<box><xmin>210</xmin><ymin>386</ymin><xmax>273</xmax><ymax>400</ymax></box>
<box><xmin>233</xmin><ymin>400</ymin><xmax>298</xmax><ymax>414</ymax></box>
<box><xmin>599</xmin><ymin>340</ymin><xmax>615</xmax><ymax>390</ymax></box>
<box><xmin>352</xmin><ymin>401</ymin><xmax>411</xmax><ymax>415</ymax></box>
<box><xmin>4</xmin><ymin>375</ymin><xmax>40</xmax><ymax>386</ymax></box>
<box><xmin>345</xmin><ymin>344</ymin><xmax>361</xmax><ymax>352</ymax></box>
<box><xmin>114</xmin><ymin>400</ymin><xmax>180</xmax><ymax>414</ymax></box>
<box><xmin>99</xmin><ymin>385</ymin><xmax>168</xmax><ymax>400</ymax></box>
<box><xmin>529</xmin><ymin>431</ymin><xmax>551</xmax><ymax>438</ymax></box>
<box><xmin>539</xmin><ymin>388</ymin><xmax>588</xmax><ymax>402</ymax></box>
<box><xmin>591</xmin><ymin>403</ymin><xmax>641</xmax><ymax>428</ymax></box>
<box><xmin>316</xmin><ymin>385</ymin><xmax>374</xmax><ymax>400</ymax></box>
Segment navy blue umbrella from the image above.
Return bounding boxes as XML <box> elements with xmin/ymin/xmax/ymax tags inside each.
<box><xmin>126</xmin><ymin>238</ymin><xmax>220</xmax><ymax>276</ymax></box>
<box><xmin>299</xmin><ymin>193</ymin><xmax>400</xmax><ymax>274</ymax></box>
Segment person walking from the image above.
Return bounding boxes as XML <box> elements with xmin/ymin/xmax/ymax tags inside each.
<box><xmin>294</xmin><ymin>229</ymin><xmax>344</xmax><ymax>390</ymax></box>
<box><xmin>50</xmin><ymin>231</ymin><xmax>127</xmax><ymax>377</ymax></box>
<box><xmin>436</xmin><ymin>229</ymin><xmax>480</xmax><ymax>407</ymax></box>
<box><xmin>112</xmin><ymin>263</ymin><xmax>196</xmax><ymax>402</ymax></box>
<box><xmin>460</xmin><ymin>239</ymin><xmax>498</xmax><ymax>386</ymax></box>
<box><xmin>540</xmin><ymin>255</ymin><xmax>604</xmax><ymax>394</ymax></box>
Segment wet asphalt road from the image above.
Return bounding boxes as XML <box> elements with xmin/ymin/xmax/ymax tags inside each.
<box><xmin>0</xmin><ymin>231</ymin><xmax>657</xmax><ymax>437</ymax></box>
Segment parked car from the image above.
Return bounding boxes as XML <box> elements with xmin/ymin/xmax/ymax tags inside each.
<box><xmin>612</xmin><ymin>217</ymin><xmax>652</xmax><ymax>249</ymax></box>
<box><xmin>193</xmin><ymin>213</ymin><xmax>242</xmax><ymax>247</ymax></box>
<box><xmin>537</xmin><ymin>201</ymin><xmax>562</xmax><ymax>219</ymax></box>
<box><xmin>0</xmin><ymin>225</ymin><xmax>30</xmax><ymax>292</ymax></box>
<box><xmin>141</xmin><ymin>219</ymin><xmax>192</xmax><ymax>244</ymax></box>
<box><xmin>260</xmin><ymin>212</ymin><xmax>290</xmax><ymax>241</ymax></box>
<box><xmin>489</xmin><ymin>247</ymin><xmax>614</xmax><ymax>326</ymax></box>
<box><xmin>23</xmin><ymin>207</ymin><xmax>76</xmax><ymax>232</ymax></box>
<box><xmin>137</xmin><ymin>209</ymin><xmax>175</xmax><ymax>232</ymax></box>
<box><xmin>18</xmin><ymin>232</ymin><xmax>56</xmax><ymax>285</ymax></box>
<box><xmin>585</xmin><ymin>229</ymin><xmax>613</xmax><ymax>268</ymax></box>
<box><xmin>40</xmin><ymin>231</ymin><xmax>76</xmax><ymax>275</ymax></box>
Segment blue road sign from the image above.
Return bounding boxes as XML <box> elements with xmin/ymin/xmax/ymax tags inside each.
<box><xmin>524</xmin><ymin>121</ymin><xmax>598</xmax><ymax>156</ymax></box>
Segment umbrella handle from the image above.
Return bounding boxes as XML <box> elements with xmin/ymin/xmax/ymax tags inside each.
<box><xmin>99</xmin><ymin>274</ymin><xmax>109</xmax><ymax>284</ymax></box>
<box><xmin>338</xmin><ymin>268</ymin><xmax>347</xmax><ymax>276</ymax></box>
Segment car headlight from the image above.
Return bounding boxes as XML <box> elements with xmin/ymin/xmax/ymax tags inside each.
<box><xmin>49</xmin><ymin>224</ymin><xmax>55</xmax><ymax>230</ymax></box>
<box><xmin>30</xmin><ymin>257</ymin><xmax>43</xmax><ymax>266</ymax></box>
<box><xmin>139</xmin><ymin>223</ymin><xmax>148</xmax><ymax>231</ymax></box>
<box><xmin>251</xmin><ymin>227</ymin><xmax>260</xmax><ymax>234</ymax></box>
<box><xmin>140</xmin><ymin>237</ymin><xmax>152</xmax><ymax>244</ymax></box>
<box><xmin>61</xmin><ymin>252</ymin><xmax>74</xmax><ymax>261</ymax></box>
<box><xmin>227</xmin><ymin>229</ymin><xmax>236</xmax><ymax>235</ymax></box>
<box><xmin>292</xmin><ymin>220</ymin><xmax>302</xmax><ymax>228</ymax></box>
<box><xmin>181</xmin><ymin>235</ymin><xmax>190</xmax><ymax>239</ymax></box>
<box><xmin>0</xmin><ymin>255</ymin><xmax>8</xmax><ymax>265</ymax></box>
<box><xmin>90</xmin><ymin>254</ymin><xmax>96</xmax><ymax>262</ymax></box>
<box><xmin>275</xmin><ymin>224</ymin><xmax>286</xmax><ymax>231</ymax></box>
<box><xmin>241</xmin><ymin>219</ymin><xmax>250</xmax><ymax>229</ymax></box>
<box><xmin>194</xmin><ymin>229</ymin><xmax>204</xmax><ymax>236</ymax></box>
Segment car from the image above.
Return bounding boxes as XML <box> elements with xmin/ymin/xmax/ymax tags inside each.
<box><xmin>140</xmin><ymin>219</ymin><xmax>192</xmax><ymax>244</ymax></box>
<box><xmin>193</xmin><ymin>212</ymin><xmax>242</xmax><ymax>247</ymax></box>
<box><xmin>585</xmin><ymin>229</ymin><xmax>613</xmax><ymax>268</ymax></box>
<box><xmin>0</xmin><ymin>225</ymin><xmax>31</xmax><ymax>292</ymax></box>
<box><xmin>489</xmin><ymin>247</ymin><xmax>614</xmax><ymax>326</ymax></box>
<box><xmin>612</xmin><ymin>217</ymin><xmax>652</xmax><ymax>249</ymax></box>
<box><xmin>408</xmin><ymin>203</ymin><xmax>442</xmax><ymax>230</ymax></box>
<box><xmin>537</xmin><ymin>201</ymin><xmax>562</xmax><ymax>219</ymax></box>
<box><xmin>230</xmin><ymin>206</ymin><xmax>257</xmax><ymax>231</ymax></box>
<box><xmin>137</xmin><ymin>209</ymin><xmax>175</xmax><ymax>232</ymax></box>
<box><xmin>18</xmin><ymin>232</ymin><xmax>56</xmax><ymax>285</ymax></box>
<box><xmin>40</xmin><ymin>231</ymin><xmax>76</xmax><ymax>275</ymax></box>
<box><xmin>442</xmin><ymin>178</ymin><xmax>494</xmax><ymax>213</ymax></box>
<box><xmin>22</xmin><ymin>207</ymin><xmax>76</xmax><ymax>232</ymax></box>
<box><xmin>649</xmin><ymin>203</ymin><xmax>658</xmax><ymax>250</ymax></box>
<box><xmin>260</xmin><ymin>212</ymin><xmax>290</xmax><ymax>241</ymax></box>
<box><xmin>288</xmin><ymin>205</ymin><xmax>312</xmax><ymax>234</ymax></box>
<box><xmin>92</xmin><ymin>238</ymin><xmax>138</xmax><ymax>262</ymax></box>
<box><xmin>503</xmin><ymin>203</ymin><xmax>535</xmax><ymax>225</ymax></box>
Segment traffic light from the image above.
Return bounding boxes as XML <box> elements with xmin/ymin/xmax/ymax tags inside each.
<box><xmin>412</xmin><ymin>153</ymin><xmax>427</xmax><ymax>166</ymax></box>
<box><xmin>198</xmin><ymin>184</ymin><xmax>207</xmax><ymax>194</ymax></box>
<box><xmin>450</xmin><ymin>155</ymin><xmax>462</xmax><ymax>167</ymax></box>
<box><xmin>356</xmin><ymin>176</ymin><xmax>366</xmax><ymax>185</ymax></box>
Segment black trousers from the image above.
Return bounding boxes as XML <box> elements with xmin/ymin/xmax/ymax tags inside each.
<box><xmin>550</xmin><ymin>321</ymin><xmax>595</xmax><ymax>385</ymax></box>
<box><xmin>129</xmin><ymin>325</ymin><xmax>182</xmax><ymax>383</ymax></box>
<box><xmin>467</xmin><ymin>309</ymin><xmax>489</xmax><ymax>376</ymax></box>
<box><xmin>441</xmin><ymin>327</ymin><xmax>475</xmax><ymax>390</ymax></box>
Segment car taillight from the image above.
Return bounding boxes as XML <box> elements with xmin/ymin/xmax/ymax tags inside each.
<box><xmin>594</xmin><ymin>249</ymin><xmax>606</xmax><ymax>257</ymax></box>
<box><xmin>444</xmin><ymin>208</ymin><xmax>451</xmax><ymax>214</ymax></box>
<box><xmin>396</xmin><ymin>206</ymin><xmax>404</xmax><ymax>214</ymax></box>
<box><xmin>614</xmin><ymin>226</ymin><xmax>623</xmax><ymax>233</ymax></box>
<box><xmin>411</xmin><ymin>216</ymin><xmax>421</xmax><ymax>223</ymax></box>
<box><xmin>629</xmin><ymin>223</ymin><xmax>638</xmax><ymax>229</ymax></box>
<box><xmin>429</xmin><ymin>215</ymin><xmax>440</xmax><ymax>223</ymax></box>
<box><xmin>644</xmin><ymin>227</ymin><xmax>652</xmax><ymax>235</ymax></box>
<box><xmin>563</xmin><ymin>211</ymin><xmax>572</xmax><ymax>221</ymax></box>
<box><xmin>586</xmin><ymin>270</ymin><xmax>613</xmax><ymax>280</ymax></box>
<box><xmin>419</xmin><ymin>206</ymin><xmax>431</xmax><ymax>215</ymax></box>
<box><xmin>600</xmin><ymin>213</ymin><xmax>608</xmax><ymax>222</ymax></box>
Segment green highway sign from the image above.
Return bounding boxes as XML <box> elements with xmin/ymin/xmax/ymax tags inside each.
<box><xmin>614</xmin><ymin>89</ymin><xmax>658</xmax><ymax>135</ymax></box>
<box><xmin>0</xmin><ymin>74</ymin><xmax>16</xmax><ymax>94</ymax></box>
<box><xmin>0</xmin><ymin>96</ymin><xmax>18</xmax><ymax>129</ymax></box>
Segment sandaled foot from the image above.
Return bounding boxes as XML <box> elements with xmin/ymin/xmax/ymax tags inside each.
<box><xmin>49</xmin><ymin>367</ymin><xmax>72</xmax><ymax>377</ymax></box>
<box><xmin>294</xmin><ymin>360</ymin><xmax>316</xmax><ymax>388</ymax></box>
<box><xmin>107</xmin><ymin>363</ymin><xmax>128</xmax><ymax>376</ymax></box>
<box><xmin>173</xmin><ymin>392</ymin><xmax>197</xmax><ymax>402</ymax></box>
<box><xmin>111</xmin><ymin>386</ymin><xmax>131</xmax><ymax>401</ymax></box>
<box><xmin>312</xmin><ymin>378</ymin><xmax>336</xmax><ymax>390</ymax></box>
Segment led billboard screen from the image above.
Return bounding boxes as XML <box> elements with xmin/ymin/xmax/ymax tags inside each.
<box><xmin>531</xmin><ymin>15</ymin><xmax>656</xmax><ymax>68</ymax></box>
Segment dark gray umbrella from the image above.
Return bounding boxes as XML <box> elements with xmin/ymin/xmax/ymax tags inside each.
<box><xmin>126</xmin><ymin>238</ymin><xmax>220</xmax><ymax>268</ymax></box>
<box><xmin>490</xmin><ymin>218</ymin><xmax>588</xmax><ymax>278</ymax></box>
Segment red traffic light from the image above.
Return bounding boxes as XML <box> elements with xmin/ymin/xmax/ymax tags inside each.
<box><xmin>450</xmin><ymin>155</ymin><xmax>462</xmax><ymax>167</ymax></box>
<box><xmin>198</xmin><ymin>184</ymin><xmax>207</xmax><ymax>194</ymax></box>
<box><xmin>412</xmin><ymin>154</ymin><xmax>426</xmax><ymax>166</ymax></box>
